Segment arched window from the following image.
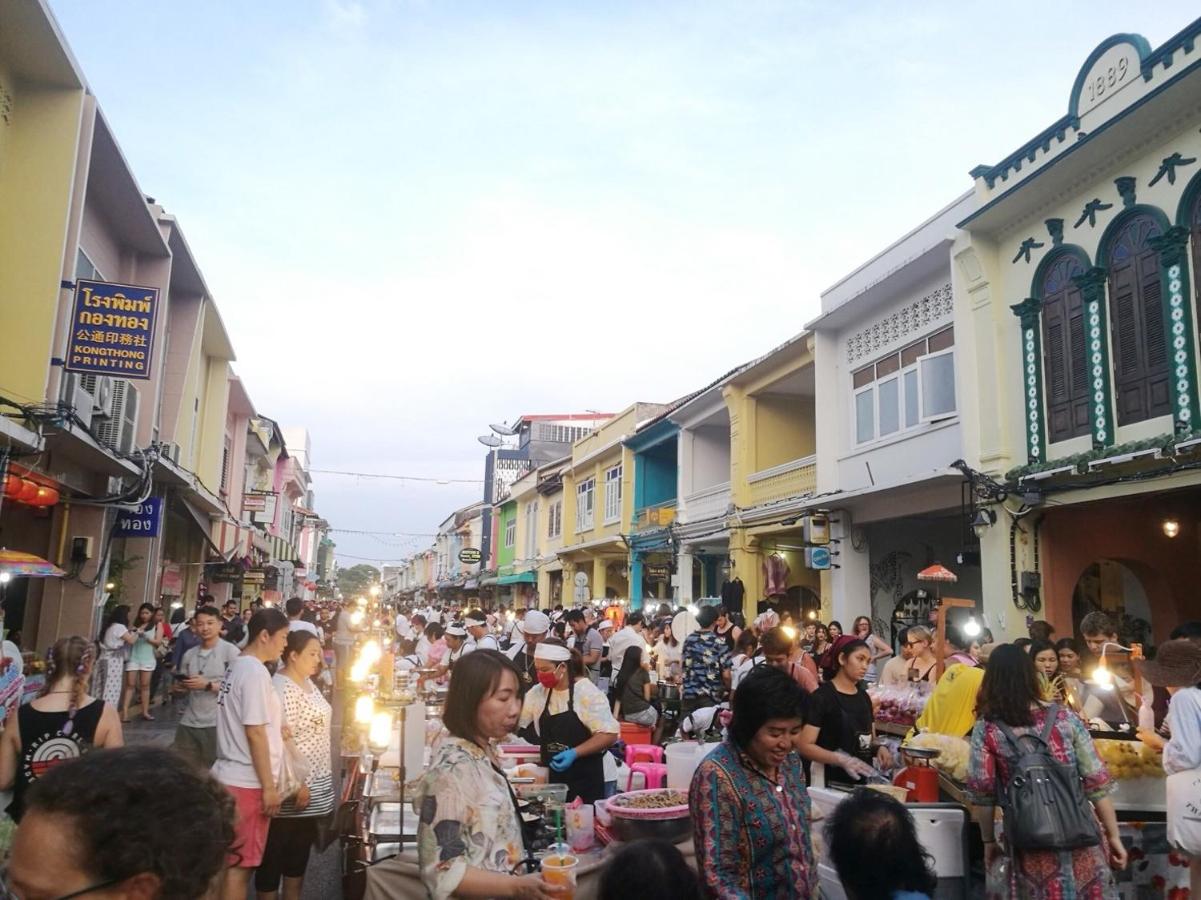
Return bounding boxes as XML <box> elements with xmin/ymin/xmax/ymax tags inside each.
<box><xmin>1039</xmin><ymin>253</ymin><xmax>1089</xmax><ymax>443</ymax></box>
<box><xmin>1106</xmin><ymin>214</ymin><xmax>1169</xmax><ymax>425</ymax></box>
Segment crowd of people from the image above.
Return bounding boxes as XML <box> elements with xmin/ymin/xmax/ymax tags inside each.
<box><xmin>0</xmin><ymin>591</ymin><xmax>1196</xmax><ymax>898</ymax></box>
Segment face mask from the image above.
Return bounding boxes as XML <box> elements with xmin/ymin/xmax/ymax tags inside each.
<box><xmin>537</xmin><ymin>670</ymin><xmax>559</xmax><ymax>689</ymax></box>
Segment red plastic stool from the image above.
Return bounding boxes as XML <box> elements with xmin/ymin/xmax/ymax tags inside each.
<box><xmin>627</xmin><ymin>762</ymin><xmax>668</xmax><ymax>791</ymax></box>
<box><xmin>624</xmin><ymin>744</ymin><xmax>665</xmax><ymax>766</ymax></box>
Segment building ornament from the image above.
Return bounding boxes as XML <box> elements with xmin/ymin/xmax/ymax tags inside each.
<box><xmin>845</xmin><ymin>283</ymin><xmax>953</xmax><ymax>363</ymax></box>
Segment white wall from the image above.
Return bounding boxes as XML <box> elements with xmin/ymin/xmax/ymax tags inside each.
<box><xmin>691</xmin><ymin>424</ymin><xmax>730</xmax><ymax>491</ymax></box>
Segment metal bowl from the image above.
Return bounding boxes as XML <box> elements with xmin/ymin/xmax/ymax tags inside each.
<box><xmin>657</xmin><ymin>682</ymin><xmax>681</xmax><ymax>701</ymax></box>
<box><xmin>607</xmin><ymin>813</ymin><xmax>692</xmax><ymax>843</ymax></box>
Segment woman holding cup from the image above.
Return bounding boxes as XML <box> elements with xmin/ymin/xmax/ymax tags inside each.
<box><xmin>412</xmin><ymin>649</ymin><xmax>563</xmax><ymax>899</ymax></box>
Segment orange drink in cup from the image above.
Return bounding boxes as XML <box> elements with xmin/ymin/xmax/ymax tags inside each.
<box><xmin>541</xmin><ymin>853</ymin><xmax>578</xmax><ymax>899</ymax></box>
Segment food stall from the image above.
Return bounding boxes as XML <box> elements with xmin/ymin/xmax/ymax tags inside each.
<box><xmin>334</xmin><ymin>601</ymin><xmax>695</xmax><ymax>900</ymax></box>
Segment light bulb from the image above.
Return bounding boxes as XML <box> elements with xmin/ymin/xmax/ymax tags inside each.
<box><xmin>781</xmin><ymin>625</ymin><xmax>797</xmax><ymax>640</ymax></box>
<box><xmin>806</xmin><ymin>610</ymin><xmax>817</xmax><ymax>621</ymax></box>
<box><xmin>1163</xmin><ymin>519</ymin><xmax>1181</xmax><ymax>538</ymax></box>
<box><xmin>361</xmin><ymin>640</ymin><xmax>382</xmax><ymax>665</ymax></box>
<box><xmin>0</xmin><ymin>572</ymin><xmax>11</xmax><ymax>584</ymax></box>
<box><xmin>354</xmin><ymin>694</ymin><xmax>375</xmax><ymax>725</ymax></box>
<box><xmin>962</xmin><ymin>617</ymin><xmax>982</xmax><ymax>638</ymax></box>
<box><xmin>349</xmin><ymin>661</ymin><xmax>369</xmax><ymax>684</ymax></box>
<box><xmin>368</xmin><ymin>711</ymin><xmax>393</xmax><ymax>750</ymax></box>
<box><xmin>350</xmin><ymin>610</ymin><xmax>364</xmax><ymax>627</ymax></box>
<box><xmin>1091</xmin><ymin>660</ymin><xmax>1114</xmax><ymax>689</ymax></box>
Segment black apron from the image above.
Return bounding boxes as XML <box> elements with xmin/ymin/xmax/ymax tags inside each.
<box><xmin>538</xmin><ymin>681</ymin><xmax>605</xmax><ymax>804</ymax></box>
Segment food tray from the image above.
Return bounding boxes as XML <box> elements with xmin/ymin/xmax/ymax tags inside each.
<box><xmin>606</xmin><ymin>788</ymin><xmax>689</xmax><ymax>820</ymax></box>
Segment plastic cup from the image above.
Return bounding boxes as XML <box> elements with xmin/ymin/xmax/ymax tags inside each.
<box><xmin>541</xmin><ymin>853</ymin><xmax>578</xmax><ymax>899</ymax></box>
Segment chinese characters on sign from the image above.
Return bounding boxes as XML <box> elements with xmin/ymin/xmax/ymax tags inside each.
<box><xmin>63</xmin><ymin>279</ymin><xmax>159</xmax><ymax>379</ymax></box>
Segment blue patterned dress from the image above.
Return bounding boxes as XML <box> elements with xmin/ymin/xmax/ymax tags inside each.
<box><xmin>690</xmin><ymin>739</ymin><xmax>817</xmax><ymax>899</ymax></box>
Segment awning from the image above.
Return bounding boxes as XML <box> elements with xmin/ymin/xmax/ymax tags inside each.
<box><xmin>175</xmin><ymin>496</ymin><xmax>222</xmax><ymax>556</ymax></box>
<box><xmin>497</xmin><ymin>571</ymin><xmax>537</xmax><ymax>585</ymax></box>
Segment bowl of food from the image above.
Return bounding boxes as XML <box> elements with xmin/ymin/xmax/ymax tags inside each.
<box><xmin>604</xmin><ymin>788</ymin><xmax>691</xmax><ymax>843</ymax></box>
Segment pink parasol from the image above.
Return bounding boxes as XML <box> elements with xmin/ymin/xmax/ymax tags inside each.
<box><xmin>916</xmin><ymin>563</ymin><xmax>958</xmax><ymax>584</ymax></box>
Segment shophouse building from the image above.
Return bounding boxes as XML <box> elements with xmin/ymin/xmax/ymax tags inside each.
<box><xmin>808</xmin><ymin>195</ymin><xmax>981</xmax><ymax>641</ymax></box>
<box><xmin>954</xmin><ymin>22</ymin><xmax>1201</xmax><ymax>641</ymax></box>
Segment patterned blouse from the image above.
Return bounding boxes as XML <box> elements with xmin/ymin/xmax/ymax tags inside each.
<box><xmin>967</xmin><ymin>704</ymin><xmax>1116</xmax><ymax>900</ymax></box>
<box><xmin>412</xmin><ymin>737</ymin><xmax>524</xmax><ymax>900</ymax></box>
<box><xmin>518</xmin><ymin>677</ymin><xmax>619</xmax><ymax>737</ymax></box>
<box><xmin>273</xmin><ymin>674</ymin><xmax>334</xmax><ymax>818</ymax></box>
<box><xmin>690</xmin><ymin>740</ymin><xmax>817</xmax><ymax>900</ymax></box>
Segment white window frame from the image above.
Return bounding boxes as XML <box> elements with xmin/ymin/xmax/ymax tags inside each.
<box><xmin>603</xmin><ymin>465</ymin><xmax>622</xmax><ymax>524</ymax></box>
<box><xmin>576</xmin><ymin>479</ymin><xmax>595</xmax><ymax>532</ymax></box>
<box><xmin>917</xmin><ymin>347</ymin><xmax>957</xmax><ymax>423</ymax></box>
<box><xmin>853</xmin><ymin>384</ymin><xmax>875</xmax><ymax>445</ymax></box>
<box><xmin>548</xmin><ymin>499</ymin><xmax>562</xmax><ymax>539</ymax></box>
<box><xmin>851</xmin><ymin>334</ymin><xmax>957</xmax><ymax>447</ymax></box>
<box><xmin>876</xmin><ymin>373</ymin><xmax>901</xmax><ymax>438</ymax></box>
<box><xmin>503</xmin><ymin>514</ymin><xmax>516</xmax><ymax>549</ymax></box>
<box><xmin>524</xmin><ymin>501</ymin><xmax>538</xmax><ymax>558</ymax></box>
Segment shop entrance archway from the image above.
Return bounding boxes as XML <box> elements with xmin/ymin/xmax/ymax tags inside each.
<box><xmin>1070</xmin><ymin>559</ymin><xmax>1156</xmax><ymax>646</ymax></box>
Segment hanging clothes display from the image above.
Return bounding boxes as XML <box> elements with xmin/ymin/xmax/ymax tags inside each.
<box><xmin>764</xmin><ymin>553</ymin><xmax>790</xmax><ymax>596</ymax></box>
<box><xmin>719</xmin><ymin>577</ymin><xmax>745</xmax><ymax>615</ymax></box>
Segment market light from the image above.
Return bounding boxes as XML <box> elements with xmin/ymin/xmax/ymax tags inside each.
<box><xmin>962</xmin><ymin>617</ymin><xmax>982</xmax><ymax>638</ymax></box>
<box><xmin>361</xmin><ymin>640</ymin><xmax>382</xmax><ymax>665</ymax></box>
<box><xmin>354</xmin><ymin>694</ymin><xmax>375</xmax><ymax>725</ymax></box>
<box><xmin>1092</xmin><ymin>657</ymin><xmax>1114</xmax><ymax>690</ymax></box>
<box><xmin>687</xmin><ymin>604</ymin><xmax>699</xmax><ymax>616</ymax></box>
<box><xmin>1163</xmin><ymin>519</ymin><xmax>1181</xmax><ymax>538</ymax></box>
<box><xmin>349</xmin><ymin>660</ymin><xmax>369</xmax><ymax>684</ymax></box>
<box><xmin>370</xmin><ymin>585</ymin><xmax>381</xmax><ymax>597</ymax></box>
<box><xmin>781</xmin><ymin>625</ymin><xmax>797</xmax><ymax>641</ymax></box>
<box><xmin>350</xmin><ymin>610</ymin><xmax>365</xmax><ymax>627</ymax></box>
<box><xmin>0</xmin><ymin>572</ymin><xmax>11</xmax><ymax>584</ymax></box>
<box><xmin>368</xmin><ymin>711</ymin><xmax>394</xmax><ymax>750</ymax></box>
<box><xmin>105</xmin><ymin>581</ymin><xmax>116</xmax><ymax>591</ymax></box>
<box><xmin>806</xmin><ymin>609</ymin><xmax>817</xmax><ymax>621</ymax></box>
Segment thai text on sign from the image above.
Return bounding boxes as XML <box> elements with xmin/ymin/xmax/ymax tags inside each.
<box><xmin>64</xmin><ymin>279</ymin><xmax>160</xmax><ymax>379</ymax></box>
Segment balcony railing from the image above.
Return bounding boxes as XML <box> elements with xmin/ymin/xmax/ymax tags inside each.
<box><xmin>633</xmin><ymin>501</ymin><xmax>677</xmax><ymax>531</ymax></box>
<box><xmin>680</xmin><ymin>481</ymin><xmax>730</xmax><ymax>524</ymax></box>
<box><xmin>745</xmin><ymin>455</ymin><xmax>816</xmax><ymax>507</ymax></box>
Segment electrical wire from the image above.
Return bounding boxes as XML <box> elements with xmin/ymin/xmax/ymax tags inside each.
<box><xmin>310</xmin><ymin>468</ymin><xmax>482</xmax><ymax>484</ymax></box>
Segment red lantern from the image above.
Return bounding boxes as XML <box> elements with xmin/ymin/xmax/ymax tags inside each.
<box><xmin>30</xmin><ymin>485</ymin><xmax>59</xmax><ymax>507</ymax></box>
<box><xmin>1</xmin><ymin>475</ymin><xmax>22</xmax><ymax>500</ymax></box>
<box><xmin>16</xmin><ymin>479</ymin><xmax>39</xmax><ymax>504</ymax></box>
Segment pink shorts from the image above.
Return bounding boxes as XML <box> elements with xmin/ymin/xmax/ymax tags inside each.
<box><xmin>226</xmin><ymin>785</ymin><xmax>271</xmax><ymax>868</ymax></box>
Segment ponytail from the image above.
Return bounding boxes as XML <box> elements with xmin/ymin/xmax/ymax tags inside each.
<box><xmin>42</xmin><ymin>636</ymin><xmax>94</xmax><ymax>737</ymax></box>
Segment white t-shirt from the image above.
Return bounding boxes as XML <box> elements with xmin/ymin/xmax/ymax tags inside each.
<box><xmin>608</xmin><ymin>626</ymin><xmax>643</xmax><ymax>677</ymax></box>
<box><xmin>415</xmin><ymin>635</ymin><xmax>432</xmax><ymax>665</ymax></box>
<box><xmin>212</xmin><ymin>656</ymin><xmax>283</xmax><ymax>790</ymax></box>
<box><xmin>101</xmin><ymin>623</ymin><xmax>129</xmax><ymax>654</ymax></box>
<box><xmin>394</xmin><ymin>615</ymin><xmax>410</xmax><ymax>638</ymax></box>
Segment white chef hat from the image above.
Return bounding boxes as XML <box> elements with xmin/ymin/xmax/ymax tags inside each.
<box><xmin>597</xmin><ymin>619</ymin><xmax>613</xmax><ymax>632</ymax></box>
<box><xmin>533</xmin><ymin>642</ymin><xmax>572</xmax><ymax>662</ymax></box>
<box><xmin>445</xmin><ymin>624</ymin><xmax>468</xmax><ymax>638</ymax></box>
<box><xmin>523</xmin><ymin>610</ymin><xmax>550</xmax><ymax>635</ymax></box>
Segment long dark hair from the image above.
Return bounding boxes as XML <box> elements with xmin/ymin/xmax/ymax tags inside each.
<box><xmin>132</xmin><ymin>603</ymin><xmax>155</xmax><ymax>630</ymax></box>
<box><xmin>976</xmin><ymin>643</ymin><xmax>1041</xmax><ymax>727</ymax></box>
<box><xmin>101</xmin><ymin>605</ymin><xmax>130</xmax><ymax>634</ymax></box>
<box><xmin>613</xmin><ymin>645</ymin><xmax>643</xmax><ymax>699</ymax></box>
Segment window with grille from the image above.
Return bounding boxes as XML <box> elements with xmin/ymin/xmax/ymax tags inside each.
<box><xmin>1106</xmin><ymin>214</ymin><xmax>1169</xmax><ymax>425</ymax></box>
<box><xmin>603</xmin><ymin>465</ymin><xmax>622</xmax><ymax>524</ymax></box>
<box><xmin>576</xmin><ymin>479</ymin><xmax>595</xmax><ymax>532</ymax></box>
<box><xmin>851</xmin><ymin>326</ymin><xmax>956</xmax><ymax>445</ymax></box>
<box><xmin>220</xmin><ymin>438</ymin><xmax>233</xmax><ymax>495</ymax></box>
<box><xmin>503</xmin><ymin>514</ymin><xmax>516</xmax><ymax>549</ymax></box>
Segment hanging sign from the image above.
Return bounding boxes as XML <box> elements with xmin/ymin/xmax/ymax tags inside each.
<box><xmin>114</xmin><ymin>497</ymin><xmax>163</xmax><ymax>537</ymax></box>
<box><xmin>64</xmin><ymin>279</ymin><xmax>160</xmax><ymax>379</ymax></box>
<box><xmin>458</xmin><ymin>548</ymin><xmax>482</xmax><ymax>564</ymax></box>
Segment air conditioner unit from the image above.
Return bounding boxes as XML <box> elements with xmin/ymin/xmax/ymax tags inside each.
<box><xmin>160</xmin><ymin>441</ymin><xmax>181</xmax><ymax>464</ymax></box>
<box><xmin>93</xmin><ymin>376</ymin><xmax>115</xmax><ymax>417</ymax></box>
<box><xmin>64</xmin><ymin>374</ymin><xmax>95</xmax><ymax>429</ymax></box>
<box><xmin>95</xmin><ymin>380</ymin><xmax>137</xmax><ymax>453</ymax></box>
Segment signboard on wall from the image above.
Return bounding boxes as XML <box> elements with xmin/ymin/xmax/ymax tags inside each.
<box><xmin>64</xmin><ymin>279</ymin><xmax>160</xmax><ymax>379</ymax></box>
<box><xmin>114</xmin><ymin>497</ymin><xmax>162</xmax><ymax>537</ymax></box>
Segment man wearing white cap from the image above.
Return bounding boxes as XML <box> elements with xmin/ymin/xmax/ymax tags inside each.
<box><xmin>518</xmin><ymin>640</ymin><xmax>618</xmax><ymax>804</ymax></box>
<box><xmin>463</xmin><ymin>609</ymin><xmax>499</xmax><ymax>654</ymax></box>
<box><xmin>442</xmin><ymin>624</ymin><xmax>469</xmax><ymax>672</ymax></box>
<box><xmin>505</xmin><ymin>610</ymin><xmax>549</xmax><ymax>686</ymax></box>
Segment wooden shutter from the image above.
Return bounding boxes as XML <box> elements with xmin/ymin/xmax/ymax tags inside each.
<box><xmin>1040</xmin><ymin>254</ymin><xmax>1090</xmax><ymax>442</ymax></box>
<box><xmin>1107</xmin><ymin>214</ymin><xmax>1168</xmax><ymax>426</ymax></box>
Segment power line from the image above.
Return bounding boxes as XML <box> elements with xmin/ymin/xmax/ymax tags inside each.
<box><xmin>311</xmin><ymin>468</ymin><xmax>482</xmax><ymax>484</ymax></box>
<box><xmin>328</xmin><ymin>528</ymin><xmax>436</xmax><ymax>537</ymax></box>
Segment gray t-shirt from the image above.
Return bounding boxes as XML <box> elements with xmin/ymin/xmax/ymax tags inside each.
<box><xmin>572</xmin><ymin>628</ymin><xmax>606</xmax><ymax>682</ymax></box>
<box><xmin>179</xmin><ymin>641</ymin><xmax>241</xmax><ymax>729</ymax></box>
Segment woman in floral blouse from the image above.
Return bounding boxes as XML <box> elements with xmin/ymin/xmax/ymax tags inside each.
<box><xmin>967</xmin><ymin>644</ymin><xmax>1127</xmax><ymax>899</ymax></box>
<box><xmin>690</xmin><ymin>665</ymin><xmax>816</xmax><ymax>899</ymax></box>
<box><xmin>413</xmin><ymin>650</ymin><xmax>560</xmax><ymax>899</ymax></box>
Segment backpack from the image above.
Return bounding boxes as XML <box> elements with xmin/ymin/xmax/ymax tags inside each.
<box><xmin>994</xmin><ymin>704</ymin><xmax>1100</xmax><ymax>852</ymax></box>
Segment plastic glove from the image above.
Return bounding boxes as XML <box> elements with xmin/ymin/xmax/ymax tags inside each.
<box><xmin>833</xmin><ymin>751</ymin><xmax>877</xmax><ymax>782</ymax></box>
<box><xmin>549</xmin><ymin>748</ymin><xmax>578</xmax><ymax>772</ymax></box>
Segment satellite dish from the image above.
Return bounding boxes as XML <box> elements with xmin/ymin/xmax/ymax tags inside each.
<box><xmin>489</xmin><ymin>422</ymin><xmax>518</xmax><ymax>436</ymax></box>
<box><xmin>477</xmin><ymin>434</ymin><xmax>504</xmax><ymax>447</ymax></box>
<box><xmin>671</xmin><ymin>609</ymin><xmax>699</xmax><ymax>644</ymax></box>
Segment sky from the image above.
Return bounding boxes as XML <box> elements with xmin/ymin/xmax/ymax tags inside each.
<box><xmin>47</xmin><ymin>0</ymin><xmax>1199</xmax><ymax>568</ymax></box>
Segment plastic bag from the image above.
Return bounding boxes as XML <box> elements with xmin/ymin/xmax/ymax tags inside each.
<box><xmin>276</xmin><ymin>738</ymin><xmax>311</xmax><ymax>800</ymax></box>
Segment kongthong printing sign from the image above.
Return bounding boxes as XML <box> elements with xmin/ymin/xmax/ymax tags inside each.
<box><xmin>64</xmin><ymin>279</ymin><xmax>160</xmax><ymax>379</ymax></box>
